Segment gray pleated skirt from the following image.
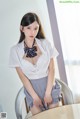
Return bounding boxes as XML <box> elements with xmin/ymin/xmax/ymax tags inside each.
<box><xmin>24</xmin><ymin>76</ymin><xmax>62</xmax><ymax>110</ymax></box>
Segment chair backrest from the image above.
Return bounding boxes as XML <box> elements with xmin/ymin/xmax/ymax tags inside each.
<box><xmin>56</xmin><ymin>79</ymin><xmax>74</xmax><ymax>105</ymax></box>
<box><xmin>15</xmin><ymin>79</ymin><xmax>74</xmax><ymax>119</ymax></box>
<box><xmin>15</xmin><ymin>87</ymin><xmax>28</xmax><ymax>119</ymax></box>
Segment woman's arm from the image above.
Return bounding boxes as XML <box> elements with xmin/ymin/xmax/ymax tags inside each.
<box><xmin>16</xmin><ymin>67</ymin><xmax>43</xmax><ymax>106</ymax></box>
<box><xmin>44</xmin><ymin>58</ymin><xmax>55</xmax><ymax>104</ymax></box>
<box><xmin>45</xmin><ymin>58</ymin><xmax>55</xmax><ymax>95</ymax></box>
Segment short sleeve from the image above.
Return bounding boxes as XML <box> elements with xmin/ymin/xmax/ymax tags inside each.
<box><xmin>46</xmin><ymin>40</ymin><xmax>59</xmax><ymax>58</ymax></box>
<box><xmin>9</xmin><ymin>46</ymin><xmax>21</xmax><ymax>68</ymax></box>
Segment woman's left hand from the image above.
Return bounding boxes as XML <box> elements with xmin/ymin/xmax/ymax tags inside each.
<box><xmin>44</xmin><ymin>93</ymin><xmax>52</xmax><ymax>106</ymax></box>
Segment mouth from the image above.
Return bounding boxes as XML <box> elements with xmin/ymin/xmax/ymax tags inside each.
<box><xmin>29</xmin><ymin>36</ymin><xmax>34</xmax><ymax>38</ymax></box>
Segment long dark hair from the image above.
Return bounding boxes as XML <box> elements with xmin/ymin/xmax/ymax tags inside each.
<box><xmin>19</xmin><ymin>12</ymin><xmax>45</xmax><ymax>43</ymax></box>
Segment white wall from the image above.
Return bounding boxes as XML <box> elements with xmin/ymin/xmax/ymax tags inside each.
<box><xmin>0</xmin><ymin>0</ymin><xmax>58</xmax><ymax>119</ymax></box>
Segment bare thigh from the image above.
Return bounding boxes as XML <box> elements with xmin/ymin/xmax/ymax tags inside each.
<box><xmin>49</xmin><ymin>101</ymin><xmax>62</xmax><ymax>109</ymax></box>
<box><xmin>30</xmin><ymin>105</ymin><xmax>42</xmax><ymax>115</ymax></box>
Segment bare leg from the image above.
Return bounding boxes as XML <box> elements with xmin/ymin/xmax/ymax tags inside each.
<box><xmin>30</xmin><ymin>105</ymin><xmax>42</xmax><ymax>115</ymax></box>
<box><xmin>49</xmin><ymin>101</ymin><xmax>62</xmax><ymax>109</ymax></box>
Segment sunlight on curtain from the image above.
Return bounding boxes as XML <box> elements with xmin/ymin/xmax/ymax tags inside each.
<box><xmin>54</xmin><ymin>0</ymin><xmax>80</xmax><ymax>103</ymax></box>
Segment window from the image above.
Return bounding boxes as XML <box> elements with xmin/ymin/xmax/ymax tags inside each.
<box><xmin>54</xmin><ymin>0</ymin><xmax>80</xmax><ymax>102</ymax></box>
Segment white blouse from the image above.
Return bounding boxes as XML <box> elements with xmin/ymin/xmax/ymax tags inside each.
<box><xmin>9</xmin><ymin>38</ymin><xmax>59</xmax><ymax>80</ymax></box>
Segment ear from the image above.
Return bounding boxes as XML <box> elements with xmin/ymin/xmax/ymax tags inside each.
<box><xmin>20</xmin><ymin>25</ymin><xmax>24</xmax><ymax>32</ymax></box>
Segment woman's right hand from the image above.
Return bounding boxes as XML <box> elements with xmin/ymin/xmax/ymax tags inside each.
<box><xmin>33</xmin><ymin>94</ymin><xmax>43</xmax><ymax>107</ymax></box>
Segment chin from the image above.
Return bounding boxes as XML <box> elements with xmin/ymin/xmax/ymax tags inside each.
<box><xmin>29</xmin><ymin>37</ymin><xmax>35</xmax><ymax>40</ymax></box>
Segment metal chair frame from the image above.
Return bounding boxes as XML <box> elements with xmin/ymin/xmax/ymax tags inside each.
<box><xmin>15</xmin><ymin>79</ymin><xmax>74</xmax><ymax>119</ymax></box>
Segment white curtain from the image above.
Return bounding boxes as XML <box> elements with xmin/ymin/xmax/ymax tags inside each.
<box><xmin>54</xmin><ymin>0</ymin><xmax>80</xmax><ymax>103</ymax></box>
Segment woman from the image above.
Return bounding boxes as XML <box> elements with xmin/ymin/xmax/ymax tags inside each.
<box><xmin>9</xmin><ymin>12</ymin><xmax>62</xmax><ymax>115</ymax></box>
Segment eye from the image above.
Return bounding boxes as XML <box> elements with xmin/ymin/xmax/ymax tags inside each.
<box><xmin>27</xmin><ymin>27</ymin><xmax>31</xmax><ymax>29</ymax></box>
<box><xmin>34</xmin><ymin>27</ymin><xmax>39</xmax><ymax>30</ymax></box>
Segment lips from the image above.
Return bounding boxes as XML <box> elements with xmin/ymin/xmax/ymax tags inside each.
<box><xmin>29</xmin><ymin>36</ymin><xmax>34</xmax><ymax>38</ymax></box>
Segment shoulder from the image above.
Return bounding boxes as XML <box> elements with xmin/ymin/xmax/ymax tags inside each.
<box><xmin>36</xmin><ymin>38</ymin><xmax>51</xmax><ymax>48</ymax></box>
<box><xmin>43</xmin><ymin>39</ymin><xmax>51</xmax><ymax>46</ymax></box>
<box><xmin>10</xmin><ymin>41</ymin><xmax>24</xmax><ymax>52</ymax></box>
<box><xmin>41</xmin><ymin>38</ymin><xmax>52</xmax><ymax>50</ymax></box>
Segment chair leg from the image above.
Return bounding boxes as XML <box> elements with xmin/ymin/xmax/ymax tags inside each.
<box><xmin>25</xmin><ymin>98</ymin><xmax>30</xmax><ymax>113</ymax></box>
<box><xmin>61</xmin><ymin>93</ymin><xmax>64</xmax><ymax>105</ymax></box>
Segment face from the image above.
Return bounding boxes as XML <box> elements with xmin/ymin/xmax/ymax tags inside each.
<box><xmin>22</xmin><ymin>21</ymin><xmax>39</xmax><ymax>41</ymax></box>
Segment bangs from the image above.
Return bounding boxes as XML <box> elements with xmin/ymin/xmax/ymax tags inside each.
<box><xmin>21</xmin><ymin>13</ymin><xmax>40</xmax><ymax>26</ymax></box>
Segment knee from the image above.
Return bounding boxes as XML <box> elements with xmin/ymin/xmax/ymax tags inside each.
<box><xmin>49</xmin><ymin>102</ymin><xmax>61</xmax><ymax>109</ymax></box>
<box><xmin>30</xmin><ymin>105</ymin><xmax>42</xmax><ymax>115</ymax></box>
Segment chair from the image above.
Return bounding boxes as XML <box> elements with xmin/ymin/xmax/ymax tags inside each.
<box><xmin>15</xmin><ymin>87</ymin><xmax>30</xmax><ymax>119</ymax></box>
<box><xmin>15</xmin><ymin>79</ymin><xmax>74</xmax><ymax>119</ymax></box>
<box><xmin>56</xmin><ymin>79</ymin><xmax>74</xmax><ymax>105</ymax></box>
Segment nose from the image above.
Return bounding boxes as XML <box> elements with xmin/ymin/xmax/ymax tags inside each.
<box><xmin>30</xmin><ymin>29</ymin><xmax>34</xmax><ymax>34</ymax></box>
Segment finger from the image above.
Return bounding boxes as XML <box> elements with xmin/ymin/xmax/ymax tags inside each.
<box><xmin>45</xmin><ymin>103</ymin><xmax>48</xmax><ymax>107</ymax></box>
<box><xmin>34</xmin><ymin>101</ymin><xmax>40</xmax><ymax>106</ymax></box>
<box><xmin>44</xmin><ymin>99</ymin><xmax>47</xmax><ymax>104</ymax></box>
<box><xmin>48</xmin><ymin>100</ymin><xmax>53</xmax><ymax>105</ymax></box>
<box><xmin>35</xmin><ymin>100</ymin><xmax>42</xmax><ymax>107</ymax></box>
<box><xmin>39</xmin><ymin>104</ymin><xmax>43</xmax><ymax>109</ymax></box>
<box><xmin>40</xmin><ymin>102</ymin><xmax>43</xmax><ymax>107</ymax></box>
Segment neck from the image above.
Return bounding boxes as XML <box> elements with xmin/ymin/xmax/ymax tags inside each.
<box><xmin>24</xmin><ymin>39</ymin><xmax>35</xmax><ymax>48</ymax></box>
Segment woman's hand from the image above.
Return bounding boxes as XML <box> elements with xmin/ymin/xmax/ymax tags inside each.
<box><xmin>33</xmin><ymin>94</ymin><xmax>43</xmax><ymax>107</ymax></box>
<box><xmin>44</xmin><ymin>93</ymin><xmax>52</xmax><ymax>106</ymax></box>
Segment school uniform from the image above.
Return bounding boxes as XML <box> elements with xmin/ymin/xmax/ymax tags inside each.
<box><xmin>9</xmin><ymin>38</ymin><xmax>62</xmax><ymax>110</ymax></box>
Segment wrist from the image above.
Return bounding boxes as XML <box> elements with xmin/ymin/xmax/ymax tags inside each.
<box><xmin>45</xmin><ymin>91</ymin><xmax>51</xmax><ymax>96</ymax></box>
<box><xmin>32</xmin><ymin>93</ymin><xmax>38</xmax><ymax>99</ymax></box>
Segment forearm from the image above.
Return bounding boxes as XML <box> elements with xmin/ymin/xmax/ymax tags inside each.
<box><xmin>45</xmin><ymin>58</ymin><xmax>55</xmax><ymax>95</ymax></box>
<box><xmin>16</xmin><ymin>67</ymin><xmax>37</xmax><ymax>98</ymax></box>
<box><xmin>21</xmin><ymin>75</ymin><xmax>37</xmax><ymax>98</ymax></box>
